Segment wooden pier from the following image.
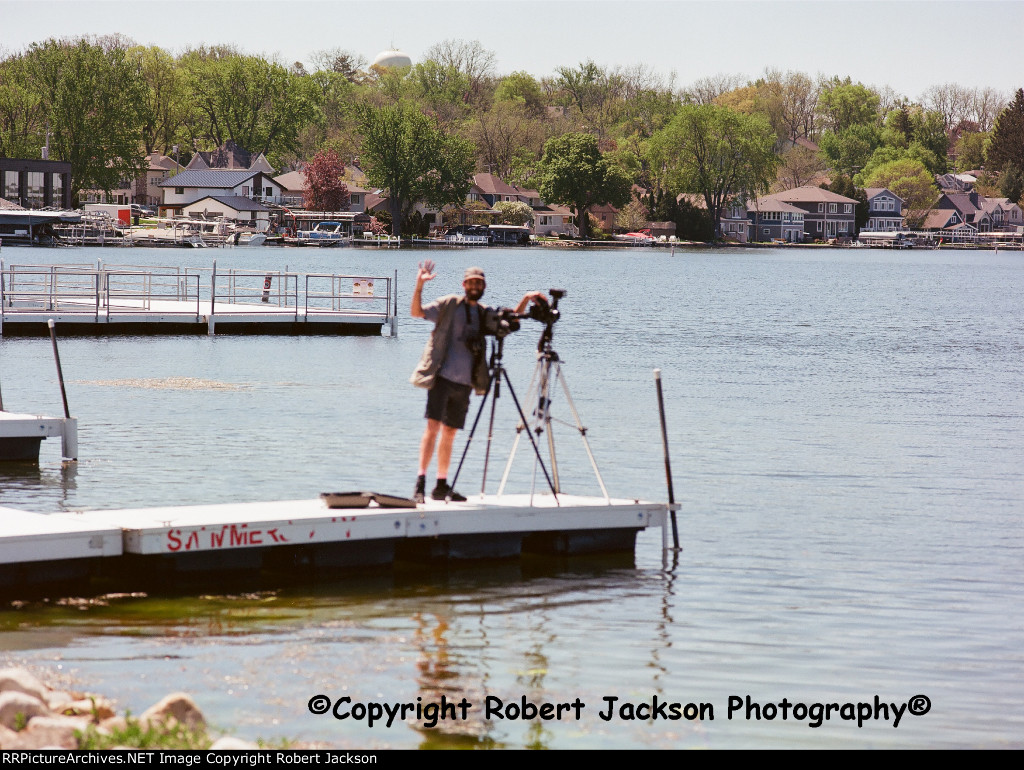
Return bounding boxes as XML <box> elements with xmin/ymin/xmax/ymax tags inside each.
<box><xmin>0</xmin><ymin>494</ymin><xmax>672</xmax><ymax>599</ymax></box>
<box><xmin>0</xmin><ymin>262</ymin><xmax>397</xmax><ymax>337</ymax></box>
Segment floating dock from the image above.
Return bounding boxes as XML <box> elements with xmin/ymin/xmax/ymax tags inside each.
<box><xmin>0</xmin><ymin>494</ymin><xmax>673</xmax><ymax>599</ymax></box>
<box><xmin>0</xmin><ymin>262</ymin><xmax>397</xmax><ymax>336</ymax></box>
<box><xmin>0</xmin><ymin>410</ymin><xmax>77</xmax><ymax>462</ymax></box>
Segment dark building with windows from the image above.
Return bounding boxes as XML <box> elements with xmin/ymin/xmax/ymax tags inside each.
<box><xmin>0</xmin><ymin>157</ymin><xmax>73</xmax><ymax>209</ymax></box>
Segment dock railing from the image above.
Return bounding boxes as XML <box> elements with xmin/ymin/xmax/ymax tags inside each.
<box><xmin>2</xmin><ymin>262</ymin><xmax>395</xmax><ymax>329</ymax></box>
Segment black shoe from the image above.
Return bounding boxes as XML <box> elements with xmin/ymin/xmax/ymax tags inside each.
<box><xmin>431</xmin><ymin>480</ymin><xmax>466</xmax><ymax>502</ymax></box>
<box><xmin>414</xmin><ymin>475</ymin><xmax>426</xmax><ymax>504</ymax></box>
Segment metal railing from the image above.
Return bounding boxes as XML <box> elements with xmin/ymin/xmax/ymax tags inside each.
<box><xmin>1</xmin><ymin>262</ymin><xmax>395</xmax><ymax>328</ymax></box>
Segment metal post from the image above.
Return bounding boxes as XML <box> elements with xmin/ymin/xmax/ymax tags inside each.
<box><xmin>654</xmin><ymin>369</ymin><xmax>679</xmax><ymax>550</ymax></box>
<box><xmin>209</xmin><ymin>259</ymin><xmax>216</xmax><ymax>335</ymax></box>
<box><xmin>48</xmin><ymin>319</ymin><xmax>71</xmax><ymax>419</ymax></box>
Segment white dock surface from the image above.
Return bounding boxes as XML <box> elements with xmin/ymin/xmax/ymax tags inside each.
<box><xmin>0</xmin><ymin>507</ymin><xmax>122</xmax><ymax>564</ymax></box>
<box><xmin>0</xmin><ymin>411</ymin><xmax>77</xmax><ymax>459</ymax></box>
<box><xmin>43</xmin><ymin>495</ymin><xmax>665</xmax><ymax>556</ymax></box>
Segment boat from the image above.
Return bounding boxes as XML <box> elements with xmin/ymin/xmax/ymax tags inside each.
<box><xmin>128</xmin><ymin>218</ymin><xmax>217</xmax><ymax>248</ymax></box>
<box><xmin>615</xmin><ymin>230</ymin><xmax>656</xmax><ymax>244</ymax></box>
<box><xmin>295</xmin><ymin>221</ymin><xmax>350</xmax><ymax>246</ymax></box>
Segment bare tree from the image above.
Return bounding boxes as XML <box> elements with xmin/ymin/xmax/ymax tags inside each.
<box><xmin>423</xmin><ymin>39</ymin><xmax>496</xmax><ymax>97</ymax></box>
<box><xmin>310</xmin><ymin>48</ymin><xmax>368</xmax><ymax>82</ymax></box>
<box><xmin>970</xmin><ymin>87</ymin><xmax>1007</xmax><ymax>132</ymax></box>
<box><xmin>921</xmin><ymin>82</ymin><xmax>973</xmax><ymax>133</ymax></box>
<box><xmin>685</xmin><ymin>73</ymin><xmax>743</xmax><ymax>105</ymax></box>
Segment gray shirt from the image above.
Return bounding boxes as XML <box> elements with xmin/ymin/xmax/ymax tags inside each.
<box><xmin>422</xmin><ymin>299</ymin><xmax>485</xmax><ymax>386</ymax></box>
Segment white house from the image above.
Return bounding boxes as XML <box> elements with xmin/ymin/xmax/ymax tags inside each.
<box><xmin>158</xmin><ymin>169</ymin><xmax>280</xmax><ymax>215</ymax></box>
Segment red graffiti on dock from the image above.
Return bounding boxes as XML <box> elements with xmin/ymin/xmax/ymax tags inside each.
<box><xmin>166</xmin><ymin>523</ymin><xmax>289</xmax><ymax>552</ymax></box>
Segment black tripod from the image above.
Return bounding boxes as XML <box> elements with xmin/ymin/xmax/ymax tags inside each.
<box><xmin>450</xmin><ymin>332</ymin><xmax>559</xmax><ymax>501</ymax></box>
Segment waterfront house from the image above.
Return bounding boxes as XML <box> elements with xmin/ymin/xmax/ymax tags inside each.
<box><xmin>158</xmin><ymin>169</ymin><xmax>280</xmax><ymax>216</ymax></box>
<box><xmin>178</xmin><ymin>195</ymin><xmax>272</xmax><ymax>228</ymax></box>
<box><xmin>864</xmin><ymin>188</ymin><xmax>906</xmax><ymax>232</ymax></box>
<box><xmin>469</xmin><ymin>173</ymin><xmax>522</xmax><ymax>206</ymax></box>
<box><xmin>745</xmin><ymin>198</ymin><xmax>805</xmax><ymax>242</ymax></box>
<box><xmin>761</xmin><ymin>186</ymin><xmax>858</xmax><ymax>240</ymax></box>
<box><xmin>510</xmin><ymin>186</ymin><xmax>575</xmax><ymax>237</ymax></box>
<box><xmin>935</xmin><ymin>192</ymin><xmax>1023</xmax><ymax>233</ymax></box>
<box><xmin>271</xmin><ymin>169</ymin><xmax>368</xmax><ymax>212</ymax></box>
<box><xmin>80</xmin><ymin>153</ymin><xmax>180</xmax><ymax>207</ymax></box>
<box><xmin>676</xmin><ymin>193</ymin><xmax>752</xmax><ymax>242</ymax></box>
<box><xmin>0</xmin><ymin>157</ymin><xmax>72</xmax><ymax>209</ymax></box>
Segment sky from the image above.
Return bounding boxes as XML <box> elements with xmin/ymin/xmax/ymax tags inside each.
<box><xmin>2</xmin><ymin>0</ymin><xmax>1022</xmax><ymax>100</ymax></box>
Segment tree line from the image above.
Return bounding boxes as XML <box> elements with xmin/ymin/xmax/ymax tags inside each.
<box><xmin>2</xmin><ymin>35</ymin><xmax>1023</xmax><ymax>236</ymax></box>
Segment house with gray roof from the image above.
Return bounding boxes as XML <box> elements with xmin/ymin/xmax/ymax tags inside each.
<box><xmin>746</xmin><ymin>198</ymin><xmax>806</xmax><ymax>242</ymax></box>
<box><xmin>158</xmin><ymin>169</ymin><xmax>280</xmax><ymax>215</ymax></box>
<box><xmin>179</xmin><ymin>195</ymin><xmax>272</xmax><ymax>227</ymax></box>
<box><xmin>762</xmin><ymin>186</ymin><xmax>858</xmax><ymax>241</ymax></box>
<box><xmin>864</xmin><ymin>188</ymin><xmax>905</xmax><ymax>232</ymax></box>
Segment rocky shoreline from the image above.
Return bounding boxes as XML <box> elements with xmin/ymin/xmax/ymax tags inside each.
<box><xmin>0</xmin><ymin>667</ymin><xmax>257</xmax><ymax>750</ymax></box>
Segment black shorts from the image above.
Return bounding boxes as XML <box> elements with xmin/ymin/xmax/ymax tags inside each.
<box><xmin>425</xmin><ymin>376</ymin><xmax>472</xmax><ymax>429</ymax></box>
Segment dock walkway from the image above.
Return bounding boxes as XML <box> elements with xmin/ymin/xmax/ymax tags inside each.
<box><xmin>0</xmin><ymin>494</ymin><xmax>672</xmax><ymax>599</ymax></box>
<box><xmin>0</xmin><ymin>262</ymin><xmax>397</xmax><ymax>336</ymax></box>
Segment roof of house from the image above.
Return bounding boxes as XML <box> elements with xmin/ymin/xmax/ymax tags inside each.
<box><xmin>146</xmin><ymin>154</ymin><xmax>180</xmax><ymax>172</ymax></box>
<box><xmin>273</xmin><ymin>170</ymin><xmax>369</xmax><ymax>195</ymax></box>
<box><xmin>766</xmin><ymin>186</ymin><xmax>858</xmax><ymax>204</ymax></box>
<box><xmin>919</xmin><ymin>209</ymin><xmax>962</xmax><ymax>230</ymax></box>
<box><xmin>864</xmin><ymin>187</ymin><xmax>904</xmax><ymax>203</ymax></box>
<box><xmin>749</xmin><ymin>199</ymin><xmax>806</xmax><ymax>214</ymax></box>
<box><xmin>184</xmin><ymin>195</ymin><xmax>271</xmax><ymax>212</ymax></box>
<box><xmin>187</xmin><ymin>140</ymin><xmax>268</xmax><ymax>172</ymax></box>
<box><xmin>472</xmin><ymin>173</ymin><xmax>520</xmax><ymax>197</ymax></box>
<box><xmin>513</xmin><ymin>187</ymin><xmax>541</xmax><ymax>200</ymax></box>
<box><xmin>159</xmin><ymin>169</ymin><xmax>265</xmax><ymax>188</ymax></box>
<box><xmin>0</xmin><ymin>197</ymin><xmax>24</xmax><ymax>211</ymax></box>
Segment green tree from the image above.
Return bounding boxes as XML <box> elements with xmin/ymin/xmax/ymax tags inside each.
<box><xmin>493</xmin><ymin>200</ymin><xmax>535</xmax><ymax>226</ymax></box>
<box><xmin>411</xmin><ymin>59</ymin><xmax>470</xmax><ymax>125</ymax></box>
<box><xmin>817</xmin><ymin>77</ymin><xmax>881</xmax><ymax>133</ymax></box>
<box><xmin>536</xmin><ymin>132</ymin><xmax>631</xmax><ymax>239</ymax></box>
<box><xmin>985</xmin><ymin>88</ymin><xmax>1024</xmax><ymax>173</ymax></box>
<box><xmin>494</xmin><ymin>71</ymin><xmax>546</xmax><ymax>115</ymax></box>
<box><xmin>0</xmin><ymin>54</ymin><xmax>44</xmax><ymax>158</ymax></box>
<box><xmin>358</xmin><ymin>102</ymin><xmax>475</xmax><ymax>237</ymax></box>
<box><xmin>24</xmin><ymin>37</ymin><xmax>147</xmax><ymax>202</ymax></box>
<box><xmin>819</xmin><ymin>124</ymin><xmax>881</xmax><ymax>178</ymax></box>
<box><xmin>181</xmin><ymin>49</ymin><xmax>310</xmax><ymax>165</ymax></box>
<box><xmin>955</xmin><ymin>131</ymin><xmax>989</xmax><ymax>172</ymax></box>
<box><xmin>131</xmin><ymin>45</ymin><xmax>189</xmax><ymax>155</ymax></box>
<box><xmin>863</xmin><ymin>158</ymin><xmax>938</xmax><ymax>224</ymax></box>
<box><xmin>646</xmin><ymin>104</ymin><xmax>778</xmax><ymax>239</ymax></box>
<box><xmin>998</xmin><ymin>163</ymin><xmax>1024</xmax><ymax>203</ymax></box>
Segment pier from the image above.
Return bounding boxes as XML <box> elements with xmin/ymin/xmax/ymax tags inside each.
<box><xmin>0</xmin><ymin>495</ymin><xmax>672</xmax><ymax>599</ymax></box>
<box><xmin>0</xmin><ymin>262</ymin><xmax>397</xmax><ymax>336</ymax></box>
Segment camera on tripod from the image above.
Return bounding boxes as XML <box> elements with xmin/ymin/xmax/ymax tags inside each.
<box><xmin>479</xmin><ymin>289</ymin><xmax>566</xmax><ymax>338</ymax></box>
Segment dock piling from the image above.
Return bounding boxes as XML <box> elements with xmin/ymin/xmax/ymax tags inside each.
<box><xmin>654</xmin><ymin>369</ymin><xmax>679</xmax><ymax>551</ymax></box>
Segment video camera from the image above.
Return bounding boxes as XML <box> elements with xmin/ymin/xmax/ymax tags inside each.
<box><xmin>480</xmin><ymin>289</ymin><xmax>565</xmax><ymax>338</ymax></box>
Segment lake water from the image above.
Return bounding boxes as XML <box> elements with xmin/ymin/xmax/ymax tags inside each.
<box><xmin>1</xmin><ymin>244</ymin><xmax>1022</xmax><ymax>748</ymax></box>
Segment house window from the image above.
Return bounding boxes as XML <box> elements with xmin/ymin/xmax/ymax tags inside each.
<box><xmin>816</xmin><ymin>221</ymin><xmax>823</xmax><ymax>232</ymax></box>
<box><xmin>817</xmin><ymin>203</ymin><xmax>824</xmax><ymax>212</ymax></box>
<box><xmin>829</xmin><ymin>203</ymin><xmax>837</xmax><ymax>213</ymax></box>
<box><xmin>762</xmin><ymin>228</ymin><xmax>770</xmax><ymax>235</ymax></box>
<box><xmin>844</xmin><ymin>204</ymin><xmax>852</xmax><ymax>213</ymax></box>
<box><xmin>175</xmin><ymin>187</ymin><xmax>184</xmax><ymax>195</ymax></box>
